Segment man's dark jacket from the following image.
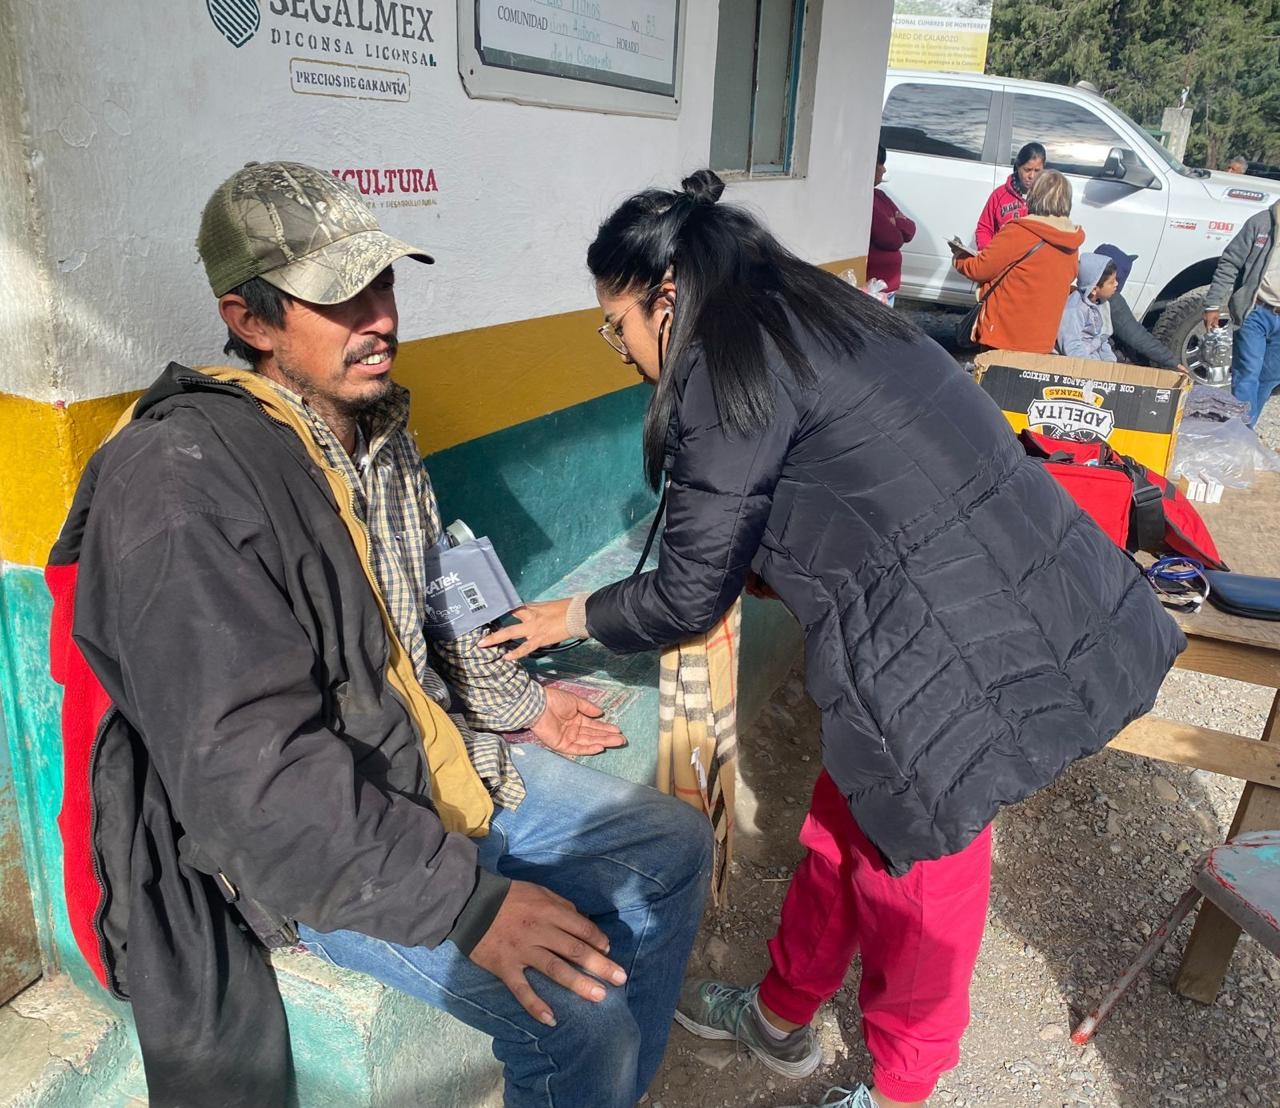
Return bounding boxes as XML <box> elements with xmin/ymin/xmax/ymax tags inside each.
<box><xmin>587</xmin><ymin>322</ymin><xmax>1185</xmax><ymax>874</ymax></box>
<box><xmin>1205</xmin><ymin>200</ymin><xmax>1280</xmax><ymax>324</ymax></box>
<box><xmin>1110</xmin><ymin>293</ymin><xmax>1180</xmax><ymax>368</ymax></box>
<box><xmin>47</xmin><ymin>365</ymin><xmax>508</xmax><ymax>1105</ymax></box>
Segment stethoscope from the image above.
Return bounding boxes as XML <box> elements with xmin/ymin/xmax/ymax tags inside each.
<box><xmin>531</xmin><ymin>308</ymin><xmax>675</xmax><ymax>655</ymax></box>
<box><xmin>1144</xmin><ymin>556</ymin><xmax>1210</xmax><ymax>613</ymax></box>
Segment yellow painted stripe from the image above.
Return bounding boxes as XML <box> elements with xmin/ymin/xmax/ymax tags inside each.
<box><xmin>0</xmin><ymin>391</ymin><xmax>141</xmax><ymax>568</ymax></box>
<box><xmin>396</xmin><ymin>305</ymin><xmax>637</xmax><ymax>455</ymax></box>
<box><xmin>403</xmin><ymin>256</ymin><xmax>865</xmax><ymax>453</ymax></box>
<box><xmin>0</xmin><ymin>255</ymin><xmax>866</xmax><ymax>567</ymax></box>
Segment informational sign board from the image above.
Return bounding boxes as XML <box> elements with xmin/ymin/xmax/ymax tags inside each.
<box><xmin>459</xmin><ymin>1</ymin><xmax>684</xmax><ymax>117</ymax></box>
<box><xmin>888</xmin><ymin>1</ymin><xmax>992</xmax><ymax>74</ymax></box>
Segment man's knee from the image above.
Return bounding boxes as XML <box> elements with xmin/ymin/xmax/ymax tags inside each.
<box><xmin>570</xmin><ymin>983</ymin><xmax>643</xmax><ymax>1063</ymax></box>
<box><xmin>491</xmin><ymin>985</ymin><xmax>640</xmax><ymax>1103</ymax></box>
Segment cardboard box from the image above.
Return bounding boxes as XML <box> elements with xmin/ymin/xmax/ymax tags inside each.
<box><xmin>972</xmin><ymin>351</ymin><xmax>1191</xmax><ymax>475</ymax></box>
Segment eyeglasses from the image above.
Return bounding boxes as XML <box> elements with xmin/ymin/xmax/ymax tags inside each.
<box><xmin>597</xmin><ymin>285</ymin><xmax>661</xmax><ymax>355</ymax></box>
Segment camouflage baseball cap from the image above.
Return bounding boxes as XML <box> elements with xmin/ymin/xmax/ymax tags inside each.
<box><xmin>197</xmin><ymin>161</ymin><xmax>433</xmax><ymax>304</ymax></box>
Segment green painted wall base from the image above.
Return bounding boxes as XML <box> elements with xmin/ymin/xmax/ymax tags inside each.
<box><xmin>0</xmin><ymin>974</ymin><xmax>143</xmax><ymax>1108</ymax></box>
<box><xmin>273</xmin><ymin>950</ymin><xmax>501</xmax><ymax>1108</ymax></box>
<box><xmin>428</xmin><ymin>385</ymin><xmax>657</xmax><ymax>601</ymax></box>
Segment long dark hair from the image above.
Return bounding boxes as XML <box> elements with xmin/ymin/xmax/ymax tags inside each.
<box><xmin>1015</xmin><ymin>141</ymin><xmax>1047</xmax><ymax>169</ymax></box>
<box><xmin>587</xmin><ymin>169</ymin><xmax>916</xmax><ymax>488</ymax></box>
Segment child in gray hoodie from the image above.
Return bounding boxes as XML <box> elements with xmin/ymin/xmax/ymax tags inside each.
<box><xmin>1057</xmin><ymin>252</ymin><xmax>1119</xmax><ymax>360</ymax></box>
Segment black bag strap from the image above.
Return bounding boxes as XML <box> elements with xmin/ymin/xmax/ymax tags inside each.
<box><xmin>1112</xmin><ymin>452</ymin><xmax>1168</xmax><ymax>555</ymax></box>
<box><xmin>1018</xmin><ymin>428</ymin><xmax>1091</xmax><ymax>466</ymax></box>
<box><xmin>1021</xmin><ymin>431</ymin><xmax>1166</xmax><ymax>555</ymax></box>
<box><xmin>974</xmin><ymin>240</ymin><xmax>1045</xmax><ymax>307</ymax></box>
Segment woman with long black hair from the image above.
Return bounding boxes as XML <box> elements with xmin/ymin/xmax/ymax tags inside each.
<box><xmin>482</xmin><ymin>171</ymin><xmax>1182</xmax><ymax>1107</ymax></box>
<box><xmin>974</xmin><ymin>140</ymin><xmax>1046</xmax><ymax>250</ymax></box>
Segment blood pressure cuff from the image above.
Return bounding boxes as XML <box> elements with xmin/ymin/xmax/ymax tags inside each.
<box><xmin>421</xmin><ymin>536</ymin><xmax>522</xmax><ymax>640</ymax></box>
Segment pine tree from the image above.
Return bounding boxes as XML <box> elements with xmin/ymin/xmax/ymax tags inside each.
<box><xmin>988</xmin><ymin>0</ymin><xmax>1280</xmax><ymax>167</ymax></box>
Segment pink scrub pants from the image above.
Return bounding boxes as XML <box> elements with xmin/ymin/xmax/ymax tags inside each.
<box><xmin>759</xmin><ymin>771</ymin><xmax>993</xmax><ymax>1103</ymax></box>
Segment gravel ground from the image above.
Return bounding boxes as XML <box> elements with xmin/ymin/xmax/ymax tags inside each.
<box><xmin>649</xmin><ymin>312</ymin><xmax>1280</xmax><ymax>1108</ymax></box>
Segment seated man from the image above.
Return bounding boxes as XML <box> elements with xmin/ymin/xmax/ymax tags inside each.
<box><xmin>49</xmin><ymin>161</ymin><xmax>710</xmax><ymax>1108</ymax></box>
<box><xmin>1057</xmin><ymin>252</ymin><xmax>1119</xmax><ymax>360</ymax></box>
<box><xmin>1093</xmin><ymin>244</ymin><xmax>1187</xmax><ymax>372</ymax></box>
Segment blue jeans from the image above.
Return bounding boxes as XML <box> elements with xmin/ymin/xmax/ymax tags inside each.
<box><xmin>298</xmin><ymin>743</ymin><xmax>711</xmax><ymax>1107</ymax></box>
<box><xmin>1231</xmin><ymin>304</ymin><xmax>1280</xmax><ymax>425</ymax></box>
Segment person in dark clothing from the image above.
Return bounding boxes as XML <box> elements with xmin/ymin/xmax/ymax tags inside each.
<box><xmin>1093</xmin><ymin>243</ymin><xmax>1188</xmax><ymax>371</ymax></box>
<box><xmin>867</xmin><ymin>145</ymin><xmax>916</xmax><ymax>305</ymax></box>
<box><xmin>482</xmin><ymin>169</ymin><xmax>1183</xmax><ymax>1108</ymax></box>
<box><xmin>48</xmin><ymin>161</ymin><xmax>711</xmax><ymax>1108</ymax></box>
<box><xmin>1202</xmin><ymin>201</ymin><xmax>1280</xmax><ymax>425</ymax></box>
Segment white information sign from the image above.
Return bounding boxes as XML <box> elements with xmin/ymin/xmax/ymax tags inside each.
<box><xmin>475</xmin><ymin>1</ymin><xmax>680</xmax><ymax>97</ymax></box>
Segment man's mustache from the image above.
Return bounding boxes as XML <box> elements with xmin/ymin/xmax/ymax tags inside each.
<box><xmin>345</xmin><ymin>335</ymin><xmax>399</xmax><ymax>365</ymax></box>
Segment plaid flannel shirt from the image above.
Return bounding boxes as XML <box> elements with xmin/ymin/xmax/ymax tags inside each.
<box><xmin>266</xmin><ymin>378</ymin><xmax>543</xmax><ymax>810</ymax></box>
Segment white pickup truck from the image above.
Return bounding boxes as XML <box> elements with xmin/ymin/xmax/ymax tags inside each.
<box><xmin>879</xmin><ymin>69</ymin><xmax>1280</xmax><ymax>378</ymax></box>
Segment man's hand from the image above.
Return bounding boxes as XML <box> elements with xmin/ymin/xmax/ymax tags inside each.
<box><xmin>1176</xmin><ymin>363</ymin><xmax>1191</xmax><ymax>376</ymax></box>
<box><xmin>469</xmin><ymin>880</ymin><xmax>627</xmax><ymax>1026</ymax></box>
<box><xmin>480</xmin><ymin>598</ymin><xmax>571</xmax><ymax>661</ymax></box>
<box><xmin>744</xmin><ymin>571</ymin><xmax>779</xmax><ymax>600</ymax></box>
<box><xmin>1203</xmin><ymin>309</ymin><xmax>1221</xmax><ymax>330</ymax></box>
<box><xmin>529</xmin><ymin>686</ymin><xmax>625</xmax><ymax>756</ymax></box>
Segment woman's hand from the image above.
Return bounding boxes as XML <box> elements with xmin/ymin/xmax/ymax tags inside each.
<box><xmin>480</xmin><ymin>598</ymin><xmax>573</xmax><ymax>661</ymax></box>
<box><xmin>744</xmin><ymin>571</ymin><xmax>778</xmax><ymax>600</ymax></box>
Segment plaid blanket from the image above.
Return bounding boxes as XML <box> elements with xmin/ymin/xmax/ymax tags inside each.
<box><xmin>657</xmin><ymin>599</ymin><xmax>742</xmax><ymax>905</ymax></box>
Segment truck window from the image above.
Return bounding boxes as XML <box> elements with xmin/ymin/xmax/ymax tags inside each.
<box><xmin>881</xmin><ymin>83</ymin><xmax>993</xmax><ymax>162</ymax></box>
<box><xmin>1010</xmin><ymin>94</ymin><xmax>1129</xmax><ymax>178</ymax></box>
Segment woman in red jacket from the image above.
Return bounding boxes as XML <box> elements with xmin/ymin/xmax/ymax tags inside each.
<box><xmin>866</xmin><ymin>145</ymin><xmax>916</xmax><ymax>306</ymax></box>
<box><xmin>974</xmin><ymin>141</ymin><xmax>1046</xmax><ymax>250</ymax></box>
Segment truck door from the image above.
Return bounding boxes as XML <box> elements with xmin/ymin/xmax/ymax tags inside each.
<box><xmin>879</xmin><ymin>79</ymin><xmax>1002</xmax><ymax>302</ymax></box>
<box><xmin>1003</xmin><ymin>91</ymin><xmax>1169</xmax><ymax>302</ymax></box>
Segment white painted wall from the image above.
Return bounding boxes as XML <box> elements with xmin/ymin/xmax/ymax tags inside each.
<box><xmin>1</xmin><ymin>0</ymin><xmax>891</xmax><ymax>404</ymax></box>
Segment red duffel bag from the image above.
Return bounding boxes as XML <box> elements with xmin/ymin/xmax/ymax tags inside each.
<box><xmin>1020</xmin><ymin>430</ymin><xmax>1227</xmax><ymax>570</ymax></box>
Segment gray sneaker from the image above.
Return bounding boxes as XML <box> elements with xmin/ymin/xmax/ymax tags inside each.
<box><xmin>673</xmin><ymin>979</ymin><xmax>821</xmax><ymax>1078</ymax></box>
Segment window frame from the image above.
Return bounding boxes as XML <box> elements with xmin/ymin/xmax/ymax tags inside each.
<box><xmin>710</xmin><ymin>0</ymin><xmax>821</xmax><ymax>181</ymax></box>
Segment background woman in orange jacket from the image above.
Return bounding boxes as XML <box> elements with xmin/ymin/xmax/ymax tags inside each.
<box><xmin>951</xmin><ymin>170</ymin><xmax>1084</xmax><ymax>353</ymax></box>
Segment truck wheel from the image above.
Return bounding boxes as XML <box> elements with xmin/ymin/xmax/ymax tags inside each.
<box><xmin>1152</xmin><ymin>287</ymin><xmax>1231</xmax><ymax>386</ymax></box>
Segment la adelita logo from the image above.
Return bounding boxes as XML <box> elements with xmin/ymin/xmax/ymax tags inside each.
<box><xmin>208</xmin><ymin>0</ymin><xmax>260</xmax><ymax>46</ymax></box>
<box><xmin>1027</xmin><ymin>384</ymin><xmax>1116</xmax><ymax>442</ymax></box>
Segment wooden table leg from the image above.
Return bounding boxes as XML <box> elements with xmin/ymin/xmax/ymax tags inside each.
<box><xmin>1174</xmin><ymin>688</ymin><xmax>1280</xmax><ymax>1002</ymax></box>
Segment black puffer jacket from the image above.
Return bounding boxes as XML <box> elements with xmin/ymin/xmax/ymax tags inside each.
<box><xmin>587</xmin><ymin>325</ymin><xmax>1184</xmax><ymax>873</ymax></box>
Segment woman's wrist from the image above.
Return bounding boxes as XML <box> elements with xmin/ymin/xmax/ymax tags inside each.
<box><xmin>565</xmin><ymin>592</ymin><xmax>591</xmax><ymax>640</ymax></box>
